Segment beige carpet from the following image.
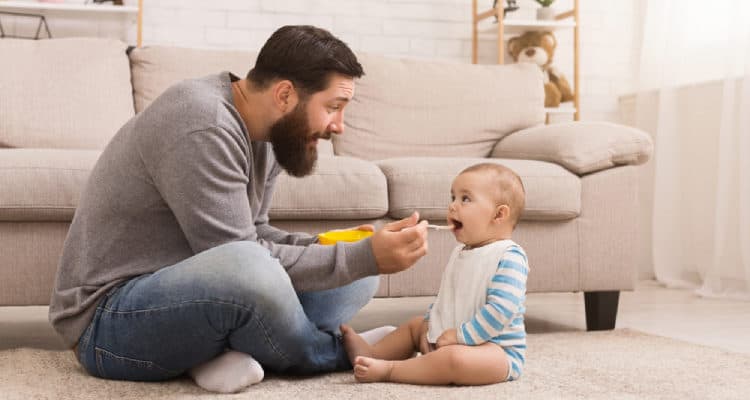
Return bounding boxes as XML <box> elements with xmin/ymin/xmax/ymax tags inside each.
<box><xmin>1</xmin><ymin>329</ymin><xmax>748</xmax><ymax>400</ymax></box>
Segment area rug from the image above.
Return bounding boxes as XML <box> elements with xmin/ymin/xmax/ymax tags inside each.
<box><xmin>1</xmin><ymin>329</ymin><xmax>748</xmax><ymax>399</ymax></box>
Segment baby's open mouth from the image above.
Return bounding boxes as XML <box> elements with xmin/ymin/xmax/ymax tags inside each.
<box><xmin>449</xmin><ymin>218</ymin><xmax>463</xmax><ymax>230</ymax></box>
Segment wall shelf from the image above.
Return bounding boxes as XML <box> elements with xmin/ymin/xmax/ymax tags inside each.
<box><xmin>545</xmin><ymin>106</ymin><xmax>576</xmax><ymax>114</ymax></box>
<box><xmin>480</xmin><ymin>18</ymin><xmax>576</xmax><ymax>35</ymax></box>
<box><xmin>0</xmin><ymin>1</ymin><xmax>137</xmax><ymax>14</ymax></box>
<box><xmin>0</xmin><ymin>0</ymin><xmax>143</xmax><ymax>46</ymax></box>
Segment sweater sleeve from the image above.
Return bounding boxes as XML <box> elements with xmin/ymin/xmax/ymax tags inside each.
<box><xmin>457</xmin><ymin>245</ymin><xmax>529</xmax><ymax>345</ymax></box>
<box><xmin>151</xmin><ymin>128</ymin><xmax>378</xmax><ymax>292</ymax></box>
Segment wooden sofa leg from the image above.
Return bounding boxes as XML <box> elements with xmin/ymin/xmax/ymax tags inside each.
<box><xmin>584</xmin><ymin>291</ymin><xmax>620</xmax><ymax>331</ymax></box>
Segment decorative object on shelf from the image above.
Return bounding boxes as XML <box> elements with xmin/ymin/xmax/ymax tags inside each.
<box><xmin>535</xmin><ymin>0</ymin><xmax>556</xmax><ymax>20</ymax></box>
<box><xmin>492</xmin><ymin>0</ymin><xmax>519</xmax><ymax>22</ymax></box>
<box><xmin>472</xmin><ymin>0</ymin><xmax>579</xmax><ymax>121</ymax></box>
<box><xmin>0</xmin><ymin>11</ymin><xmax>52</xmax><ymax>40</ymax></box>
<box><xmin>0</xmin><ymin>0</ymin><xmax>142</xmax><ymax>45</ymax></box>
<box><xmin>507</xmin><ymin>31</ymin><xmax>573</xmax><ymax>107</ymax></box>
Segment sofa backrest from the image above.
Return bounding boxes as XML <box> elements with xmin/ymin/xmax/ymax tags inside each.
<box><xmin>131</xmin><ymin>45</ymin><xmax>352</xmax><ymax>155</ymax></box>
<box><xmin>0</xmin><ymin>38</ymin><xmax>134</xmax><ymax>149</ymax></box>
<box><xmin>128</xmin><ymin>46</ymin><xmax>545</xmax><ymax>160</ymax></box>
<box><xmin>129</xmin><ymin>45</ymin><xmax>258</xmax><ymax>113</ymax></box>
<box><xmin>333</xmin><ymin>53</ymin><xmax>545</xmax><ymax>160</ymax></box>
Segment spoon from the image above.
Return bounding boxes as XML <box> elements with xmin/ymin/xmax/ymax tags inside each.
<box><xmin>426</xmin><ymin>223</ymin><xmax>454</xmax><ymax>230</ymax></box>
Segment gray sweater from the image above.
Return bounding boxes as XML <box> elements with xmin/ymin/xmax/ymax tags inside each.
<box><xmin>49</xmin><ymin>73</ymin><xmax>378</xmax><ymax>348</ymax></box>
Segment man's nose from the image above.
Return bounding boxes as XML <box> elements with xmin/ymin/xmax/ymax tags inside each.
<box><xmin>329</xmin><ymin>115</ymin><xmax>345</xmax><ymax>135</ymax></box>
<box><xmin>330</xmin><ymin>123</ymin><xmax>344</xmax><ymax>135</ymax></box>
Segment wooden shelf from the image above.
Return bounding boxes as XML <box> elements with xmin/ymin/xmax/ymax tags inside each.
<box><xmin>479</xmin><ymin>19</ymin><xmax>576</xmax><ymax>35</ymax></box>
<box><xmin>0</xmin><ymin>1</ymin><xmax>137</xmax><ymax>14</ymax></box>
<box><xmin>0</xmin><ymin>0</ymin><xmax>143</xmax><ymax>46</ymax></box>
<box><xmin>545</xmin><ymin>106</ymin><xmax>576</xmax><ymax>114</ymax></box>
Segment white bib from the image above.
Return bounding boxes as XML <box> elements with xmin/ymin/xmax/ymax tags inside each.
<box><xmin>427</xmin><ymin>239</ymin><xmax>516</xmax><ymax>343</ymax></box>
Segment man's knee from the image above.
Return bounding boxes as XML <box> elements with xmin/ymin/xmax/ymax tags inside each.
<box><xmin>197</xmin><ymin>241</ymin><xmax>293</xmax><ymax>302</ymax></box>
<box><xmin>349</xmin><ymin>276</ymin><xmax>379</xmax><ymax>306</ymax></box>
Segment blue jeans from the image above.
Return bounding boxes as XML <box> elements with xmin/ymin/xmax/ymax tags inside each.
<box><xmin>75</xmin><ymin>241</ymin><xmax>379</xmax><ymax>381</ymax></box>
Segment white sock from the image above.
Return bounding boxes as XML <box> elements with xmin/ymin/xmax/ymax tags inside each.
<box><xmin>359</xmin><ymin>325</ymin><xmax>397</xmax><ymax>345</ymax></box>
<box><xmin>189</xmin><ymin>350</ymin><xmax>264</xmax><ymax>393</ymax></box>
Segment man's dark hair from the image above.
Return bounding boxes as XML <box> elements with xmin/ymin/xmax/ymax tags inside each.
<box><xmin>247</xmin><ymin>25</ymin><xmax>364</xmax><ymax>95</ymax></box>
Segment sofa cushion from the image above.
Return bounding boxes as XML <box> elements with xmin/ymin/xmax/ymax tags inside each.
<box><xmin>490</xmin><ymin>121</ymin><xmax>654</xmax><ymax>175</ymax></box>
<box><xmin>333</xmin><ymin>53</ymin><xmax>545</xmax><ymax>160</ymax></box>
<box><xmin>376</xmin><ymin>157</ymin><xmax>580</xmax><ymax>221</ymax></box>
<box><xmin>269</xmin><ymin>156</ymin><xmax>388</xmax><ymax>220</ymax></box>
<box><xmin>0</xmin><ymin>149</ymin><xmax>100</xmax><ymax>221</ymax></box>
<box><xmin>0</xmin><ymin>151</ymin><xmax>386</xmax><ymax>222</ymax></box>
<box><xmin>0</xmin><ymin>38</ymin><xmax>134</xmax><ymax>149</ymax></box>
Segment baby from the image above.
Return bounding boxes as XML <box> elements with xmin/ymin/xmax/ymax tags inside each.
<box><xmin>342</xmin><ymin>162</ymin><xmax>529</xmax><ymax>385</ymax></box>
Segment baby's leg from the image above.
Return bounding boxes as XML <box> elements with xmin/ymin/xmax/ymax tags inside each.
<box><xmin>341</xmin><ymin>316</ymin><xmax>424</xmax><ymax>365</ymax></box>
<box><xmin>354</xmin><ymin>342</ymin><xmax>509</xmax><ymax>385</ymax></box>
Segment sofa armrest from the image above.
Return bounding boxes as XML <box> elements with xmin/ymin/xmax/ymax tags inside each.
<box><xmin>490</xmin><ymin>122</ymin><xmax>654</xmax><ymax>175</ymax></box>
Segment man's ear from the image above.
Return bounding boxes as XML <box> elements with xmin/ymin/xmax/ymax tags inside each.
<box><xmin>495</xmin><ymin>204</ymin><xmax>511</xmax><ymax>222</ymax></box>
<box><xmin>272</xmin><ymin>80</ymin><xmax>299</xmax><ymax>113</ymax></box>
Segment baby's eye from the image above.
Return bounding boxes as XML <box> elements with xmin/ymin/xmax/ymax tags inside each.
<box><xmin>450</xmin><ymin>195</ymin><xmax>455</xmax><ymax>201</ymax></box>
<box><xmin>462</xmin><ymin>195</ymin><xmax>471</xmax><ymax>203</ymax></box>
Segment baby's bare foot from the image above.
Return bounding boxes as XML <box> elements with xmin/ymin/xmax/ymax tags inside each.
<box><xmin>353</xmin><ymin>356</ymin><xmax>394</xmax><ymax>383</ymax></box>
<box><xmin>340</xmin><ymin>324</ymin><xmax>373</xmax><ymax>366</ymax></box>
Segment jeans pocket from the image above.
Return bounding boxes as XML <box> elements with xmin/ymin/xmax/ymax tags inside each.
<box><xmin>94</xmin><ymin>347</ymin><xmax>180</xmax><ymax>381</ymax></box>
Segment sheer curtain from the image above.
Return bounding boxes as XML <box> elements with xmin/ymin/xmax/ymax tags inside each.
<box><xmin>636</xmin><ymin>0</ymin><xmax>750</xmax><ymax>300</ymax></box>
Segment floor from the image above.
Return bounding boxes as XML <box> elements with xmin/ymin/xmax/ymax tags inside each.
<box><xmin>2</xmin><ymin>280</ymin><xmax>749</xmax><ymax>354</ymax></box>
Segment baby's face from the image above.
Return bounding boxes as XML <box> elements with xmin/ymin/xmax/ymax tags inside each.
<box><xmin>447</xmin><ymin>171</ymin><xmax>502</xmax><ymax>248</ymax></box>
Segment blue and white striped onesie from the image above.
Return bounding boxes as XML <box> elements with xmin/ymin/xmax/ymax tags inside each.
<box><xmin>426</xmin><ymin>239</ymin><xmax>529</xmax><ymax>381</ymax></box>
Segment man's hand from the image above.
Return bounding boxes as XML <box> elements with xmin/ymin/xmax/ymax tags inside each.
<box><xmin>370</xmin><ymin>212</ymin><xmax>428</xmax><ymax>274</ymax></box>
<box><xmin>436</xmin><ymin>328</ymin><xmax>458</xmax><ymax>348</ymax></box>
<box><xmin>418</xmin><ymin>318</ymin><xmax>432</xmax><ymax>355</ymax></box>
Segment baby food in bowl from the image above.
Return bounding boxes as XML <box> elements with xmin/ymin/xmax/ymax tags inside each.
<box><xmin>317</xmin><ymin>229</ymin><xmax>373</xmax><ymax>245</ymax></box>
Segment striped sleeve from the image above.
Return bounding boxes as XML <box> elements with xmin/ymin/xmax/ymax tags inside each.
<box><xmin>457</xmin><ymin>245</ymin><xmax>529</xmax><ymax>345</ymax></box>
<box><xmin>424</xmin><ymin>302</ymin><xmax>433</xmax><ymax>320</ymax></box>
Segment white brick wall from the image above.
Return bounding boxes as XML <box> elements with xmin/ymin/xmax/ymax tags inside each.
<box><xmin>3</xmin><ymin>0</ymin><xmax>644</xmax><ymax>123</ymax></box>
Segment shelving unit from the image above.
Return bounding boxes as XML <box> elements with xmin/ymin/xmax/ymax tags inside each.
<box><xmin>0</xmin><ymin>0</ymin><xmax>143</xmax><ymax>46</ymax></box>
<box><xmin>471</xmin><ymin>0</ymin><xmax>579</xmax><ymax>121</ymax></box>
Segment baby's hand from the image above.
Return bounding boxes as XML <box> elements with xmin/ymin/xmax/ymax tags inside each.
<box><xmin>436</xmin><ymin>328</ymin><xmax>458</xmax><ymax>348</ymax></box>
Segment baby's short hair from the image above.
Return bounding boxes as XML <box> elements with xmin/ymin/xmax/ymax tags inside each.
<box><xmin>460</xmin><ymin>162</ymin><xmax>526</xmax><ymax>229</ymax></box>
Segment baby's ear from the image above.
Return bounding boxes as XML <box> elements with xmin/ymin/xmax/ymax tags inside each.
<box><xmin>495</xmin><ymin>205</ymin><xmax>511</xmax><ymax>222</ymax></box>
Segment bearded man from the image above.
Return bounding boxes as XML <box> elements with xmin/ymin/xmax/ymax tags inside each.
<box><xmin>49</xmin><ymin>25</ymin><xmax>428</xmax><ymax>393</ymax></box>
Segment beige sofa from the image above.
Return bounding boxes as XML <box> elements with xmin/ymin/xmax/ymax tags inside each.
<box><xmin>0</xmin><ymin>38</ymin><xmax>653</xmax><ymax>330</ymax></box>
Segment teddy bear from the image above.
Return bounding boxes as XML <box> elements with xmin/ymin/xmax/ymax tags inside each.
<box><xmin>507</xmin><ymin>31</ymin><xmax>573</xmax><ymax>108</ymax></box>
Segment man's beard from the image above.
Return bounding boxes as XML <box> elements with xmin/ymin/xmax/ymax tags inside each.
<box><xmin>268</xmin><ymin>102</ymin><xmax>319</xmax><ymax>177</ymax></box>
